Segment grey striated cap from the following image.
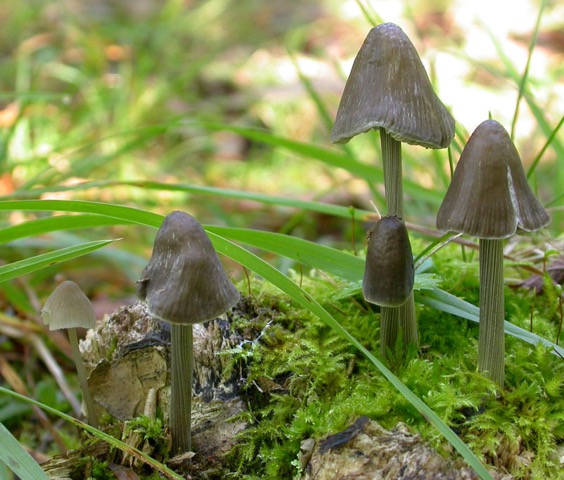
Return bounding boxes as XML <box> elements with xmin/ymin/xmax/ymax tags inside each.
<box><xmin>42</xmin><ymin>281</ymin><xmax>96</xmax><ymax>331</ymax></box>
<box><xmin>137</xmin><ymin>211</ymin><xmax>240</xmax><ymax>325</ymax></box>
<box><xmin>362</xmin><ymin>216</ymin><xmax>414</xmax><ymax>307</ymax></box>
<box><xmin>331</xmin><ymin>23</ymin><xmax>455</xmax><ymax>148</ymax></box>
<box><xmin>437</xmin><ymin>119</ymin><xmax>550</xmax><ymax>239</ymax></box>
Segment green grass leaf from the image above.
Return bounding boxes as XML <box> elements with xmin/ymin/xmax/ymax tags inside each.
<box><xmin>509</xmin><ymin>0</ymin><xmax>545</xmax><ymax>139</ymax></box>
<box><xmin>207</xmin><ymin>225</ymin><xmax>364</xmax><ymax>281</ymax></box>
<box><xmin>0</xmin><ymin>239</ymin><xmax>117</xmax><ymax>283</ymax></box>
<box><xmin>6</xmin><ymin>181</ymin><xmax>376</xmax><ymax>221</ymax></box>
<box><xmin>0</xmin><ymin>421</ymin><xmax>48</xmax><ymax>480</ymax></box>
<box><xmin>418</xmin><ymin>288</ymin><xmax>564</xmax><ymax>357</ymax></box>
<box><xmin>527</xmin><ymin>115</ymin><xmax>564</xmax><ymax>180</ymax></box>
<box><xmin>0</xmin><ymin>215</ymin><xmax>134</xmax><ymax>245</ymax></box>
<box><xmin>0</xmin><ymin>200</ymin><xmax>162</xmax><ymax>227</ymax></box>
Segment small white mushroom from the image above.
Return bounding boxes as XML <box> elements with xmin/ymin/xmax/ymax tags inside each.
<box><xmin>42</xmin><ymin>280</ymin><xmax>100</xmax><ymax>427</ymax></box>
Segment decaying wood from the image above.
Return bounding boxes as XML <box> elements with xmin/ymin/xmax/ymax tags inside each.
<box><xmin>303</xmin><ymin>418</ymin><xmax>511</xmax><ymax>480</ymax></box>
<box><xmin>44</xmin><ymin>298</ymin><xmax>259</xmax><ymax>477</ymax></box>
<box><xmin>81</xmin><ymin>300</ymin><xmax>250</xmax><ymax>419</ymax></box>
<box><xmin>41</xmin><ymin>441</ymin><xmax>110</xmax><ymax>479</ymax></box>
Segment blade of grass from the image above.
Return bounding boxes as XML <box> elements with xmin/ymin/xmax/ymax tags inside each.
<box><xmin>546</xmin><ymin>192</ymin><xmax>563</xmax><ymax>209</ymax></box>
<box><xmin>485</xmin><ymin>27</ymin><xmax>564</xmax><ymax>161</ymax></box>
<box><xmin>2</xmin><ymin>186</ymin><xmax>376</xmax><ymax>221</ymax></box>
<box><xmin>7</xmin><ymin>230</ymin><xmax>148</xmax><ymax>282</ymax></box>
<box><xmin>0</xmin><ymin>421</ymin><xmax>48</xmax><ymax>480</ymax></box>
<box><xmin>0</xmin><ymin>239</ymin><xmax>117</xmax><ymax>283</ymax></box>
<box><xmin>0</xmin><ymin>215</ymin><xmax>134</xmax><ymax>245</ymax></box>
<box><xmin>354</xmin><ymin>0</ymin><xmax>383</xmax><ymax>25</ymax></box>
<box><xmin>509</xmin><ymin>0</ymin><xmax>546</xmax><ymax>139</ymax></box>
<box><xmin>197</xmin><ymin>121</ymin><xmax>379</xmax><ymax>179</ymax></box>
<box><xmin>0</xmin><ymin>200</ymin><xmax>163</xmax><ymax>227</ymax></box>
<box><xmin>414</xmin><ymin>232</ymin><xmax>462</xmax><ymax>270</ymax></box>
<box><xmin>0</xmin><ymin>388</ymin><xmax>184</xmax><ymax>480</ymax></box>
<box><xmin>527</xmin><ymin>114</ymin><xmax>564</xmax><ymax>179</ymax></box>
<box><xmin>418</xmin><ymin>287</ymin><xmax>564</xmax><ymax>357</ymax></box>
<box><xmin>207</xmin><ymin>225</ymin><xmax>365</xmax><ymax>281</ymax></box>
<box><xmin>207</xmin><ymin>226</ymin><xmax>440</xmax><ymax>282</ymax></box>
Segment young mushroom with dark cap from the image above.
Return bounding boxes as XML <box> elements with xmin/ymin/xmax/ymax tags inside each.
<box><xmin>331</xmin><ymin>22</ymin><xmax>455</xmax><ymax>358</ymax></box>
<box><xmin>41</xmin><ymin>280</ymin><xmax>100</xmax><ymax>427</ymax></box>
<box><xmin>437</xmin><ymin>119</ymin><xmax>550</xmax><ymax>387</ymax></box>
<box><xmin>137</xmin><ymin>211</ymin><xmax>240</xmax><ymax>455</ymax></box>
<box><xmin>362</xmin><ymin>216</ymin><xmax>415</xmax><ymax>358</ymax></box>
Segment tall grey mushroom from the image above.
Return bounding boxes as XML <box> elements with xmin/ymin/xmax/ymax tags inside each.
<box><xmin>332</xmin><ymin>23</ymin><xmax>455</xmax><ymax>358</ymax></box>
<box><xmin>437</xmin><ymin>119</ymin><xmax>550</xmax><ymax>387</ymax></box>
<box><xmin>41</xmin><ymin>280</ymin><xmax>100</xmax><ymax>428</ymax></box>
<box><xmin>137</xmin><ymin>211</ymin><xmax>240</xmax><ymax>454</ymax></box>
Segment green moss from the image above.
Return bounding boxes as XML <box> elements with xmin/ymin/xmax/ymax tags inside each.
<box><xmin>89</xmin><ymin>458</ymin><xmax>114</xmax><ymax>480</ymax></box>
<box><xmin>124</xmin><ymin>415</ymin><xmax>167</xmax><ymax>455</ymax></box>
<box><xmin>225</xmin><ymin>244</ymin><xmax>564</xmax><ymax>479</ymax></box>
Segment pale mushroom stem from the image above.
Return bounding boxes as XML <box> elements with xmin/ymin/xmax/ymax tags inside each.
<box><xmin>170</xmin><ymin>324</ymin><xmax>194</xmax><ymax>454</ymax></box>
<box><xmin>478</xmin><ymin>238</ymin><xmax>505</xmax><ymax>387</ymax></box>
<box><xmin>67</xmin><ymin>328</ymin><xmax>100</xmax><ymax>428</ymax></box>
<box><xmin>379</xmin><ymin>307</ymin><xmax>399</xmax><ymax>358</ymax></box>
<box><xmin>399</xmin><ymin>292</ymin><xmax>417</xmax><ymax>349</ymax></box>
<box><xmin>379</xmin><ymin>129</ymin><xmax>418</xmax><ymax>359</ymax></box>
<box><xmin>380</xmin><ymin>129</ymin><xmax>404</xmax><ymax>217</ymax></box>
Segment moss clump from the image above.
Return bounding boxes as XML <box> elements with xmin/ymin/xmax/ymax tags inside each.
<box><xmin>225</xmin><ymin>241</ymin><xmax>564</xmax><ymax>479</ymax></box>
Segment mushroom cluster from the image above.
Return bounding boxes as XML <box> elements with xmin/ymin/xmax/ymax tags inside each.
<box><xmin>332</xmin><ymin>23</ymin><xmax>455</xmax><ymax>359</ymax></box>
<box><xmin>332</xmin><ymin>24</ymin><xmax>550</xmax><ymax>384</ymax></box>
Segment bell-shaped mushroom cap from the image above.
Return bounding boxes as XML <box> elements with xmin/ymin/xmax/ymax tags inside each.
<box><xmin>41</xmin><ymin>281</ymin><xmax>96</xmax><ymax>331</ymax></box>
<box><xmin>362</xmin><ymin>216</ymin><xmax>414</xmax><ymax>307</ymax></box>
<box><xmin>137</xmin><ymin>211</ymin><xmax>240</xmax><ymax>325</ymax></box>
<box><xmin>437</xmin><ymin>119</ymin><xmax>550</xmax><ymax>239</ymax></box>
<box><xmin>331</xmin><ymin>23</ymin><xmax>455</xmax><ymax>148</ymax></box>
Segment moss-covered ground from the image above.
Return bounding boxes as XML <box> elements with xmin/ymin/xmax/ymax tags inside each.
<box><xmin>224</xmin><ymin>240</ymin><xmax>564</xmax><ymax>479</ymax></box>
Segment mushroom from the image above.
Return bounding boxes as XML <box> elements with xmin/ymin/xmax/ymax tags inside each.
<box><xmin>363</xmin><ymin>215</ymin><xmax>414</xmax><ymax>308</ymax></box>
<box><xmin>331</xmin><ymin>23</ymin><xmax>455</xmax><ymax>357</ymax></box>
<box><xmin>362</xmin><ymin>216</ymin><xmax>415</xmax><ymax>358</ymax></box>
<box><xmin>41</xmin><ymin>280</ymin><xmax>100</xmax><ymax>427</ymax></box>
<box><xmin>137</xmin><ymin>211</ymin><xmax>240</xmax><ymax>454</ymax></box>
<box><xmin>437</xmin><ymin>119</ymin><xmax>550</xmax><ymax>387</ymax></box>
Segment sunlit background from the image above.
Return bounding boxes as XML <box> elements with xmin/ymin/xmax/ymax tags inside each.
<box><xmin>0</xmin><ymin>0</ymin><xmax>562</xmax><ymax>299</ymax></box>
